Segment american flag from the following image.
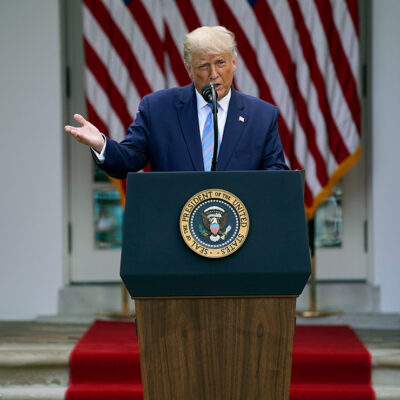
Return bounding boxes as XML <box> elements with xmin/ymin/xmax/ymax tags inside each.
<box><xmin>83</xmin><ymin>0</ymin><xmax>361</xmax><ymax>218</ymax></box>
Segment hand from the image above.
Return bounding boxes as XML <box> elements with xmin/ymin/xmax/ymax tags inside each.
<box><xmin>64</xmin><ymin>114</ymin><xmax>105</xmax><ymax>153</ymax></box>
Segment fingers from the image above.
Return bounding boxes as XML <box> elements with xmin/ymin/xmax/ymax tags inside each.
<box><xmin>64</xmin><ymin>113</ymin><xmax>86</xmax><ymax>134</ymax></box>
<box><xmin>74</xmin><ymin>113</ymin><xmax>87</xmax><ymax>126</ymax></box>
<box><xmin>64</xmin><ymin>114</ymin><xmax>87</xmax><ymax>138</ymax></box>
<box><xmin>64</xmin><ymin>114</ymin><xmax>103</xmax><ymax>149</ymax></box>
<box><xmin>64</xmin><ymin>125</ymin><xmax>76</xmax><ymax>134</ymax></box>
<box><xmin>64</xmin><ymin>125</ymin><xmax>83</xmax><ymax>143</ymax></box>
<box><xmin>64</xmin><ymin>123</ymin><xmax>84</xmax><ymax>139</ymax></box>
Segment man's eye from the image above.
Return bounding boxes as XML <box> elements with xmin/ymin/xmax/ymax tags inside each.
<box><xmin>217</xmin><ymin>60</ymin><xmax>226</xmax><ymax>66</ymax></box>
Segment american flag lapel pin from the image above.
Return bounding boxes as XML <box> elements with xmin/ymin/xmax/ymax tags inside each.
<box><xmin>239</xmin><ymin>116</ymin><xmax>245</xmax><ymax>123</ymax></box>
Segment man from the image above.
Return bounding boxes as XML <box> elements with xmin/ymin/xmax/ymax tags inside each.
<box><xmin>65</xmin><ymin>26</ymin><xmax>288</xmax><ymax>177</ymax></box>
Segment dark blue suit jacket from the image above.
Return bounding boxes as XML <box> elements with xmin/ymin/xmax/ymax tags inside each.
<box><xmin>98</xmin><ymin>84</ymin><xmax>288</xmax><ymax>178</ymax></box>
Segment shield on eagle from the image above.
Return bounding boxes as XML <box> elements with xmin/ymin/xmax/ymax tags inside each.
<box><xmin>210</xmin><ymin>223</ymin><xmax>219</xmax><ymax>235</ymax></box>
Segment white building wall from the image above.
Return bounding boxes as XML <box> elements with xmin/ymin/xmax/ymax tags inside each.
<box><xmin>371</xmin><ymin>0</ymin><xmax>400</xmax><ymax>312</ymax></box>
<box><xmin>0</xmin><ymin>0</ymin><xmax>64</xmax><ymax>319</ymax></box>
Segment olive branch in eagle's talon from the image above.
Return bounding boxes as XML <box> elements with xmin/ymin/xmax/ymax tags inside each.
<box><xmin>198</xmin><ymin>223</ymin><xmax>210</xmax><ymax>237</ymax></box>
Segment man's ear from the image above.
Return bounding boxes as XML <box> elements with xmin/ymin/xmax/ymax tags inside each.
<box><xmin>185</xmin><ymin>64</ymin><xmax>193</xmax><ymax>80</ymax></box>
<box><xmin>232</xmin><ymin>56</ymin><xmax>237</xmax><ymax>73</ymax></box>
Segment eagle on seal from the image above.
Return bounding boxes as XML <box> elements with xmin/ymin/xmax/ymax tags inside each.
<box><xmin>200</xmin><ymin>211</ymin><xmax>228</xmax><ymax>237</ymax></box>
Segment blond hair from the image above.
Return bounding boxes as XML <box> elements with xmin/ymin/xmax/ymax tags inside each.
<box><xmin>183</xmin><ymin>26</ymin><xmax>237</xmax><ymax>65</ymax></box>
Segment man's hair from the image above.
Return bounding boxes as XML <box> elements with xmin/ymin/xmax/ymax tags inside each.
<box><xmin>183</xmin><ymin>26</ymin><xmax>237</xmax><ymax>66</ymax></box>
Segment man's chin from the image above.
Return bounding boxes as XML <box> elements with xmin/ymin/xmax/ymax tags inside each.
<box><xmin>216</xmin><ymin>87</ymin><xmax>227</xmax><ymax>100</ymax></box>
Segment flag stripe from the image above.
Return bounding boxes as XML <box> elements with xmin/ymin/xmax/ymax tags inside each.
<box><xmin>102</xmin><ymin>0</ymin><xmax>164</xmax><ymax>93</ymax></box>
<box><xmin>288</xmin><ymin>0</ymin><xmax>350</xmax><ymax>165</ymax></box>
<box><xmin>141</xmin><ymin>0</ymin><xmax>164</xmax><ymax>39</ymax></box>
<box><xmin>85</xmin><ymin>0</ymin><xmax>152</xmax><ymax>99</ymax></box>
<box><xmin>85</xmin><ymin>67</ymin><xmax>125</xmax><ymax>142</ymax></box>
<box><xmin>251</xmin><ymin>0</ymin><xmax>329</xmax><ymax>186</ymax></box>
<box><xmin>266</xmin><ymin>0</ymin><xmax>338</xmax><ymax>176</ymax></box>
<box><xmin>296</xmin><ymin>0</ymin><xmax>360</xmax><ymax>161</ymax></box>
<box><xmin>344</xmin><ymin>0</ymin><xmax>360</xmax><ymax>37</ymax></box>
<box><xmin>164</xmin><ymin>24</ymin><xmax>191</xmax><ymax>87</ymax></box>
<box><xmin>331</xmin><ymin>0</ymin><xmax>360</xmax><ymax>90</ymax></box>
<box><xmin>123</xmin><ymin>0</ymin><xmax>165</xmax><ymax>75</ymax></box>
<box><xmin>191</xmin><ymin>0</ymin><xmax>219</xmax><ymax>26</ymax></box>
<box><xmin>221</xmin><ymin>0</ymin><xmax>300</xmax><ymax>172</ymax></box>
<box><xmin>163</xmin><ymin>1</ymin><xmax>193</xmax><ymax>86</ymax></box>
<box><xmin>314</xmin><ymin>0</ymin><xmax>361</xmax><ymax>134</ymax></box>
<box><xmin>175</xmin><ymin>0</ymin><xmax>202</xmax><ymax>32</ymax></box>
<box><xmin>84</xmin><ymin>40</ymin><xmax>132</xmax><ymax>130</ymax></box>
<box><xmin>83</xmin><ymin>3</ymin><xmax>141</xmax><ymax>116</ymax></box>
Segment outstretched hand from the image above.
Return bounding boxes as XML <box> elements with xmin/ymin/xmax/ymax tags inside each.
<box><xmin>64</xmin><ymin>114</ymin><xmax>105</xmax><ymax>153</ymax></box>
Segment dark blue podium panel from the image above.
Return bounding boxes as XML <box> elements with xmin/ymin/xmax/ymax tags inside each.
<box><xmin>120</xmin><ymin>171</ymin><xmax>310</xmax><ymax>297</ymax></box>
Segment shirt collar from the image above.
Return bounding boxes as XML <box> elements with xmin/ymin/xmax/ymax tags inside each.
<box><xmin>195</xmin><ymin>87</ymin><xmax>231</xmax><ymax>113</ymax></box>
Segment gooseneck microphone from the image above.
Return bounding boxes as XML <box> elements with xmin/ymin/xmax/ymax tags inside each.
<box><xmin>201</xmin><ymin>83</ymin><xmax>218</xmax><ymax>172</ymax></box>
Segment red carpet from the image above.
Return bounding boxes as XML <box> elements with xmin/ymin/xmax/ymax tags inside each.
<box><xmin>291</xmin><ymin>326</ymin><xmax>375</xmax><ymax>399</ymax></box>
<box><xmin>66</xmin><ymin>321</ymin><xmax>375</xmax><ymax>400</ymax></box>
<box><xmin>66</xmin><ymin>321</ymin><xmax>142</xmax><ymax>399</ymax></box>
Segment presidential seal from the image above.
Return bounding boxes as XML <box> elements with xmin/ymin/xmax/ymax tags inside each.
<box><xmin>179</xmin><ymin>189</ymin><xmax>250</xmax><ymax>258</ymax></box>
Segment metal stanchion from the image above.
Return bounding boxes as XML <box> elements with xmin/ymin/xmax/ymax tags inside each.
<box><xmin>297</xmin><ymin>218</ymin><xmax>341</xmax><ymax>318</ymax></box>
<box><xmin>97</xmin><ymin>282</ymin><xmax>136</xmax><ymax>319</ymax></box>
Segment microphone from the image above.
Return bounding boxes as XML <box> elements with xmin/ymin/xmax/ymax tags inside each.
<box><xmin>201</xmin><ymin>83</ymin><xmax>218</xmax><ymax>103</ymax></box>
<box><xmin>201</xmin><ymin>83</ymin><xmax>219</xmax><ymax>171</ymax></box>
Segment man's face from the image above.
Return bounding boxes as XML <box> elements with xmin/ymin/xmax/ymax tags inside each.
<box><xmin>186</xmin><ymin>52</ymin><xmax>237</xmax><ymax>100</ymax></box>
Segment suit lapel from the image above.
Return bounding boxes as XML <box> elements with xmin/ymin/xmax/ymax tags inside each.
<box><xmin>176</xmin><ymin>84</ymin><xmax>204</xmax><ymax>171</ymax></box>
<box><xmin>217</xmin><ymin>88</ymin><xmax>247</xmax><ymax>170</ymax></box>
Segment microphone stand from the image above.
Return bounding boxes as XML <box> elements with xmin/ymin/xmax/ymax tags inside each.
<box><xmin>209</xmin><ymin>83</ymin><xmax>218</xmax><ymax>172</ymax></box>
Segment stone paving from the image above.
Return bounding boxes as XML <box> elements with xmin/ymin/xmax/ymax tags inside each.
<box><xmin>0</xmin><ymin>321</ymin><xmax>89</xmax><ymax>345</ymax></box>
<box><xmin>1</xmin><ymin>319</ymin><xmax>399</xmax><ymax>347</ymax></box>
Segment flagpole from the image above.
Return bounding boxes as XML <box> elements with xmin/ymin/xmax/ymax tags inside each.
<box><xmin>309</xmin><ymin>218</ymin><xmax>316</xmax><ymax>312</ymax></box>
<box><xmin>297</xmin><ymin>218</ymin><xmax>341</xmax><ymax>318</ymax></box>
<box><xmin>96</xmin><ymin>283</ymin><xmax>136</xmax><ymax>319</ymax></box>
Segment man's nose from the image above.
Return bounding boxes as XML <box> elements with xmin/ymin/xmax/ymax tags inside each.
<box><xmin>209</xmin><ymin>65</ymin><xmax>218</xmax><ymax>80</ymax></box>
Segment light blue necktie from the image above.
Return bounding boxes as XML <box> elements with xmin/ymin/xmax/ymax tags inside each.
<box><xmin>201</xmin><ymin>104</ymin><xmax>220</xmax><ymax>171</ymax></box>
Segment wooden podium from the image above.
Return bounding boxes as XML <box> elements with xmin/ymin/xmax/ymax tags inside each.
<box><xmin>121</xmin><ymin>171</ymin><xmax>310</xmax><ymax>400</ymax></box>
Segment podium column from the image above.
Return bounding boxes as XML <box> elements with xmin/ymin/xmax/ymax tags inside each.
<box><xmin>135</xmin><ymin>296</ymin><xmax>297</xmax><ymax>400</ymax></box>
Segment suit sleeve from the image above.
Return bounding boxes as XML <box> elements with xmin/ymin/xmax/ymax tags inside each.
<box><xmin>94</xmin><ymin>97</ymin><xmax>151</xmax><ymax>179</ymax></box>
<box><xmin>259</xmin><ymin>106</ymin><xmax>289</xmax><ymax>170</ymax></box>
